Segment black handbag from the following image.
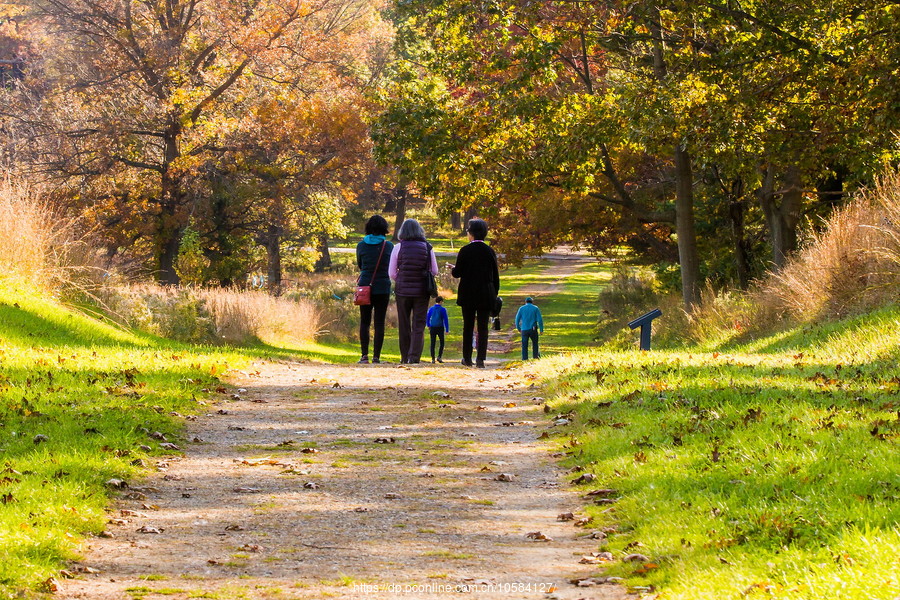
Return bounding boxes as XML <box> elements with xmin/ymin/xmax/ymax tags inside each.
<box><xmin>424</xmin><ymin>245</ymin><xmax>438</xmax><ymax>298</ymax></box>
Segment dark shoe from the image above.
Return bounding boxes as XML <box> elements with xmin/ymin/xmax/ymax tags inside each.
<box><xmin>460</xmin><ymin>359</ymin><xmax>473</xmax><ymax>367</ymax></box>
<box><xmin>437</xmin><ymin>357</ymin><xmax>443</xmax><ymax>363</ymax></box>
<box><xmin>475</xmin><ymin>360</ymin><xmax>485</xmax><ymax>368</ymax></box>
<box><xmin>372</xmin><ymin>358</ymin><xmax>380</xmax><ymax>364</ymax></box>
<box><xmin>358</xmin><ymin>356</ymin><xmax>369</xmax><ymax>364</ymax></box>
<box><xmin>431</xmin><ymin>358</ymin><xmax>436</xmax><ymax>363</ymax></box>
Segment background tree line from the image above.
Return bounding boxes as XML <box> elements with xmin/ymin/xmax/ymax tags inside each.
<box><xmin>371</xmin><ymin>0</ymin><xmax>900</xmax><ymax>309</ymax></box>
<box><xmin>2</xmin><ymin>0</ymin><xmax>900</xmax><ymax>308</ymax></box>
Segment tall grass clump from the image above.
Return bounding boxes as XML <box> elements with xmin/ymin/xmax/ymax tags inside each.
<box><xmin>0</xmin><ymin>177</ymin><xmax>101</xmax><ymax>292</ymax></box>
<box><xmin>98</xmin><ymin>284</ymin><xmax>322</xmax><ymax>346</ymax></box>
<box><xmin>758</xmin><ymin>171</ymin><xmax>900</xmax><ymax>322</ymax></box>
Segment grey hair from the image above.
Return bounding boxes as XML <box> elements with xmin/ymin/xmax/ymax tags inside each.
<box><xmin>397</xmin><ymin>218</ymin><xmax>426</xmax><ymax>241</ymax></box>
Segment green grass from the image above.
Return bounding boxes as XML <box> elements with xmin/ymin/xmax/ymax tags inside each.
<box><xmin>498</xmin><ymin>259</ymin><xmax>613</xmax><ymax>356</ymax></box>
<box><xmin>0</xmin><ymin>280</ymin><xmax>350</xmax><ymax>596</ymax></box>
<box><xmin>531</xmin><ymin>307</ymin><xmax>900</xmax><ymax>599</ymax></box>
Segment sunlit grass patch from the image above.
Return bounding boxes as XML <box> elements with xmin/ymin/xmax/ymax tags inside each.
<box><xmin>0</xmin><ymin>286</ymin><xmax>251</xmax><ymax>596</ymax></box>
<box><xmin>532</xmin><ymin>323</ymin><xmax>900</xmax><ymax>599</ymax></box>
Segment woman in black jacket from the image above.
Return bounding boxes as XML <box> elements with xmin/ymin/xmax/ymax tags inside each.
<box><xmin>356</xmin><ymin>215</ymin><xmax>394</xmax><ymax>364</ymax></box>
<box><xmin>451</xmin><ymin>218</ymin><xmax>500</xmax><ymax>368</ymax></box>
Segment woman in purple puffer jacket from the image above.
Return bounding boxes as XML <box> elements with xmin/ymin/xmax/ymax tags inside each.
<box><xmin>389</xmin><ymin>219</ymin><xmax>439</xmax><ymax>364</ymax></box>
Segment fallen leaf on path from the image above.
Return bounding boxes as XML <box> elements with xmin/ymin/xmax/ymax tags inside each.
<box><xmin>107</xmin><ymin>518</ymin><xmax>128</xmax><ymax>526</ymax></box>
<box><xmin>105</xmin><ymin>478</ymin><xmax>127</xmax><ymax>489</ymax></box>
<box><xmin>572</xmin><ymin>473</ymin><xmax>596</xmax><ymax>485</ymax></box>
<box><xmin>623</xmin><ymin>553</ymin><xmax>651</xmax><ymax>563</ymax></box>
<box><xmin>579</xmin><ymin>552</ymin><xmax>614</xmax><ymax>564</ymax></box>
<box><xmin>123</xmin><ymin>492</ymin><xmax>147</xmax><ymax>500</ymax></box>
<box><xmin>374</xmin><ymin>437</ymin><xmax>396</xmax><ymax>444</ymax></box>
<box><xmin>525</xmin><ymin>531</ymin><xmax>552</xmax><ymax>541</ymax></box>
<box><xmin>136</xmin><ymin>525</ymin><xmax>163</xmax><ymax>534</ymax></box>
<box><xmin>585</xmin><ymin>488</ymin><xmax>618</xmax><ymax>497</ymax></box>
<box><xmin>480</xmin><ymin>466</ymin><xmax>493</xmax><ymax>472</ymax></box>
<box><xmin>149</xmin><ymin>432</ymin><xmax>167</xmax><ymax>441</ymax></box>
<box><xmin>384</xmin><ymin>493</ymin><xmax>401</xmax><ymax>499</ymax></box>
<box><xmin>433</xmin><ymin>391</ymin><xmax>451</xmax><ymax>398</ymax></box>
<box><xmin>571</xmin><ymin>576</ymin><xmax>622</xmax><ymax>587</ymax></box>
<box><xmin>207</xmin><ymin>559</ymin><xmax>222</xmax><ymax>565</ymax></box>
<box><xmin>233</xmin><ymin>487</ymin><xmax>262</xmax><ymax>493</ymax></box>
<box><xmin>160</xmin><ymin>442</ymin><xmax>181</xmax><ymax>451</ymax></box>
<box><xmin>353</xmin><ymin>507</ymin><xmax>369</xmax><ymax>513</ymax></box>
<box><xmin>419</xmin><ymin>473</ymin><xmax>435</xmax><ymax>478</ymax></box>
<box><xmin>224</xmin><ymin>525</ymin><xmax>244</xmax><ymax>531</ymax></box>
<box><xmin>538</xmin><ymin>432</ymin><xmax>550</xmax><ymax>439</ymax></box>
<box><xmin>39</xmin><ymin>578</ymin><xmax>58</xmax><ymax>593</ymax></box>
<box><xmin>300</xmin><ymin>447</ymin><xmax>320</xmax><ymax>454</ymax></box>
<box><xmin>281</xmin><ymin>467</ymin><xmax>311</xmax><ymax>475</ymax></box>
<box><xmin>227</xmin><ymin>426</ymin><xmax>247</xmax><ymax>431</ymax></box>
<box><xmin>241</xmin><ymin>458</ymin><xmax>290</xmax><ymax>467</ymax></box>
<box><xmin>141</xmin><ymin>503</ymin><xmax>160</xmax><ymax>511</ymax></box>
<box><xmin>71</xmin><ymin>566</ymin><xmax>100</xmax><ymax>575</ymax></box>
<box><xmin>240</xmin><ymin>544</ymin><xmax>263</xmax><ymax>553</ymax></box>
<box><xmin>495</xmin><ymin>473</ymin><xmax>515</xmax><ymax>482</ymax></box>
<box><xmin>251</xmin><ymin>398</ymin><xmax>268</xmax><ymax>403</ymax></box>
<box><xmin>303</xmin><ymin>482</ymin><xmax>319</xmax><ymax>490</ymax></box>
<box><xmin>574</xmin><ymin>518</ymin><xmax>593</xmax><ymax>527</ymax></box>
<box><xmin>475</xmin><ymin>406</ymin><xmax>487</xmax><ymax>410</ymax></box>
<box><xmin>557</xmin><ymin>512</ymin><xmax>575</xmax><ymax>521</ymax></box>
<box><xmin>120</xmin><ymin>510</ymin><xmax>147</xmax><ymax>517</ymax></box>
<box><xmin>98</xmin><ymin>531</ymin><xmax>114</xmax><ymax>538</ymax></box>
<box><xmin>332</xmin><ymin>382</ymin><xmax>342</xmax><ymax>388</ymax></box>
<box><xmin>276</xmin><ymin>440</ymin><xmax>295</xmax><ymax>447</ymax></box>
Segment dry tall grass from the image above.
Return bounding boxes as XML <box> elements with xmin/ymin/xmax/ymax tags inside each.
<box><xmin>756</xmin><ymin>171</ymin><xmax>900</xmax><ymax>322</ymax></box>
<box><xmin>0</xmin><ymin>177</ymin><xmax>100</xmax><ymax>291</ymax></box>
<box><xmin>199</xmin><ymin>287</ymin><xmax>321</xmax><ymax>345</ymax></box>
<box><xmin>99</xmin><ymin>284</ymin><xmax>322</xmax><ymax>346</ymax></box>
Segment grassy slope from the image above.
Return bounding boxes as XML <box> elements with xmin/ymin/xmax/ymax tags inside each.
<box><xmin>532</xmin><ymin>304</ymin><xmax>900</xmax><ymax>599</ymax></box>
<box><xmin>0</xmin><ymin>282</ymin><xmax>355</xmax><ymax>596</ymax></box>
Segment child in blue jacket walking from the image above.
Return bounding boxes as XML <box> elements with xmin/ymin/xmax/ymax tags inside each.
<box><xmin>426</xmin><ymin>296</ymin><xmax>450</xmax><ymax>363</ymax></box>
<box><xmin>515</xmin><ymin>297</ymin><xmax>544</xmax><ymax>360</ymax></box>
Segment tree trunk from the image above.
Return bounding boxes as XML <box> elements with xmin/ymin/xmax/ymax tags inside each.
<box><xmin>265</xmin><ymin>224</ymin><xmax>283</xmax><ymax>296</ymax></box>
<box><xmin>757</xmin><ymin>165</ymin><xmax>802</xmax><ymax>270</ymax></box>
<box><xmin>156</xmin><ymin>130</ymin><xmax>182</xmax><ymax>285</ymax></box>
<box><xmin>451</xmin><ymin>211</ymin><xmax>461</xmax><ymax>230</ymax></box>
<box><xmin>391</xmin><ymin>182</ymin><xmax>407</xmax><ymax>241</ymax></box>
<box><xmin>314</xmin><ymin>233</ymin><xmax>332</xmax><ymax>272</ymax></box>
<box><xmin>463</xmin><ymin>207</ymin><xmax>478</xmax><ymax>232</ymax></box>
<box><xmin>674</xmin><ymin>146</ymin><xmax>701</xmax><ymax>310</ymax></box>
<box><xmin>728</xmin><ymin>196</ymin><xmax>752</xmax><ymax>290</ymax></box>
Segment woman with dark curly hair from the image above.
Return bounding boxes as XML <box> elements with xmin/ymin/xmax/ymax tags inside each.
<box><xmin>356</xmin><ymin>215</ymin><xmax>394</xmax><ymax>364</ymax></box>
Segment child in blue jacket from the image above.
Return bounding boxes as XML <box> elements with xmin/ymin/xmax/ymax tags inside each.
<box><xmin>426</xmin><ymin>296</ymin><xmax>450</xmax><ymax>363</ymax></box>
<box><xmin>515</xmin><ymin>297</ymin><xmax>544</xmax><ymax>360</ymax></box>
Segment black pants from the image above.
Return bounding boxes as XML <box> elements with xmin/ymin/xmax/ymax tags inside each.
<box><xmin>461</xmin><ymin>305</ymin><xmax>490</xmax><ymax>364</ymax></box>
<box><xmin>396</xmin><ymin>295</ymin><xmax>430</xmax><ymax>363</ymax></box>
<box><xmin>359</xmin><ymin>293</ymin><xmax>390</xmax><ymax>360</ymax></box>
<box><xmin>429</xmin><ymin>326</ymin><xmax>445</xmax><ymax>361</ymax></box>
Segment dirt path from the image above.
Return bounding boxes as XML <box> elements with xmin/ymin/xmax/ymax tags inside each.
<box><xmin>61</xmin><ymin>360</ymin><xmax>633</xmax><ymax>600</ymax></box>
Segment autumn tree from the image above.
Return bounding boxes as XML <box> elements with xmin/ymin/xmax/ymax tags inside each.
<box><xmin>7</xmin><ymin>0</ymin><xmax>391</xmax><ymax>284</ymax></box>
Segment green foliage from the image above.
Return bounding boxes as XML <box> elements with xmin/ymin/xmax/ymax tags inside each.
<box><xmin>534</xmin><ymin>313</ymin><xmax>900</xmax><ymax>598</ymax></box>
<box><xmin>175</xmin><ymin>223</ymin><xmax>210</xmax><ymax>286</ymax></box>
